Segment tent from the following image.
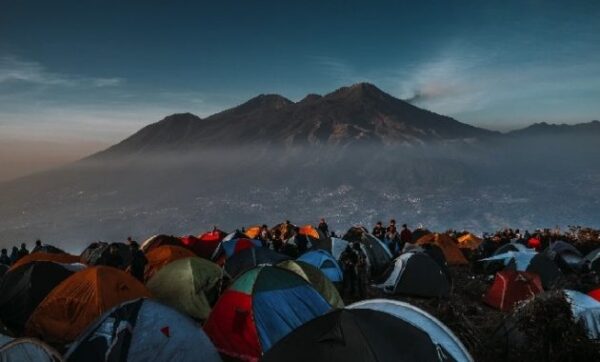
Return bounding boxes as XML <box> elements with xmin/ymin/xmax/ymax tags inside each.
<box><xmin>0</xmin><ymin>265</ymin><xmax>8</xmax><ymax>279</ymax></box>
<box><xmin>65</xmin><ymin>298</ymin><xmax>221</xmax><ymax>362</ymax></box>
<box><xmin>483</xmin><ymin>270</ymin><xmax>543</xmax><ymax>311</ymax></box>
<box><xmin>589</xmin><ymin>288</ymin><xmax>600</xmax><ymax>303</ymax></box>
<box><xmin>586</xmin><ymin>248</ymin><xmax>600</xmax><ymax>273</ymax></box>
<box><xmin>146</xmin><ymin>257</ymin><xmax>225</xmax><ymax>321</ymax></box>
<box><xmin>25</xmin><ymin>266</ymin><xmax>151</xmax><ymax>344</ymax></box>
<box><xmin>263</xmin><ymin>299</ymin><xmax>472</xmax><ymax>362</ymax></box>
<box><xmin>415</xmin><ymin>233</ymin><xmax>468</xmax><ymax>266</ymax></box>
<box><xmin>140</xmin><ymin>234</ymin><xmax>184</xmax><ymax>253</ymax></box>
<box><xmin>457</xmin><ymin>233</ymin><xmax>483</xmax><ymax>250</ymax></box>
<box><xmin>411</xmin><ymin>228</ymin><xmax>432</xmax><ymax>242</ymax></box>
<box><xmin>376</xmin><ymin>253</ymin><xmax>450</xmax><ymax>298</ymax></box>
<box><xmin>297</xmin><ymin>250</ymin><xmax>343</xmax><ymax>283</ymax></box>
<box><xmin>197</xmin><ymin>229</ymin><xmax>227</xmax><ymax>259</ymax></box>
<box><xmin>244</xmin><ymin>226</ymin><xmax>262</xmax><ymax>239</ymax></box>
<box><xmin>9</xmin><ymin>252</ymin><xmax>80</xmax><ymax>271</ymax></box>
<box><xmin>0</xmin><ymin>261</ymin><xmax>76</xmax><ymax>334</ymax></box>
<box><xmin>219</xmin><ymin>238</ymin><xmax>263</xmax><ymax>259</ymax></box>
<box><xmin>504</xmin><ymin>252</ymin><xmax>562</xmax><ymax>289</ymax></box>
<box><xmin>545</xmin><ymin>241</ymin><xmax>586</xmax><ymax>273</ymax></box>
<box><xmin>144</xmin><ymin>245</ymin><xmax>196</xmax><ymax>281</ymax></box>
<box><xmin>0</xmin><ymin>337</ymin><xmax>63</xmax><ymax>362</ymax></box>
<box><xmin>342</xmin><ymin>226</ymin><xmax>392</xmax><ymax>277</ymax></box>
<box><xmin>564</xmin><ymin>289</ymin><xmax>600</xmax><ymax>339</ymax></box>
<box><xmin>493</xmin><ymin>242</ymin><xmax>533</xmax><ymax>256</ymax></box>
<box><xmin>80</xmin><ymin>242</ymin><xmax>131</xmax><ymax>267</ymax></box>
<box><xmin>224</xmin><ymin>247</ymin><xmax>291</xmax><ymax>279</ymax></box>
<box><xmin>330</xmin><ymin>237</ymin><xmax>349</xmax><ymax>260</ymax></box>
<box><xmin>222</xmin><ymin>230</ymin><xmax>247</xmax><ymax>242</ymax></box>
<box><xmin>181</xmin><ymin>234</ymin><xmax>224</xmax><ymax>260</ymax></box>
<box><xmin>277</xmin><ymin>260</ymin><xmax>344</xmax><ymax>308</ymax></box>
<box><xmin>204</xmin><ymin>266</ymin><xmax>332</xmax><ymax>361</ymax></box>
<box><xmin>297</xmin><ymin>225</ymin><xmax>330</xmax><ymax>250</ymax></box>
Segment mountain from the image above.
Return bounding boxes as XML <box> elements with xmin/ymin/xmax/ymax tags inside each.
<box><xmin>93</xmin><ymin>83</ymin><xmax>496</xmax><ymax>158</ymax></box>
<box><xmin>508</xmin><ymin>120</ymin><xmax>600</xmax><ymax>137</ymax></box>
<box><xmin>0</xmin><ymin>83</ymin><xmax>599</xmax><ymax>250</ymax></box>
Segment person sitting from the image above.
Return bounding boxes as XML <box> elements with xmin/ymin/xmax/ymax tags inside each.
<box><xmin>129</xmin><ymin>242</ymin><xmax>147</xmax><ymax>283</ymax></box>
<box><xmin>317</xmin><ymin>218</ymin><xmax>329</xmax><ymax>235</ymax></box>
<box><xmin>0</xmin><ymin>249</ymin><xmax>11</xmax><ymax>266</ymax></box>
<box><xmin>104</xmin><ymin>244</ymin><xmax>124</xmax><ymax>269</ymax></box>
<box><xmin>17</xmin><ymin>243</ymin><xmax>29</xmax><ymax>259</ymax></box>
<box><xmin>31</xmin><ymin>239</ymin><xmax>43</xmax><ymax>253</ymax></box>
<box><xmin>372</xmin><ymin>221</ymin><xmax>385</xmax><ymax>240</ymax></box>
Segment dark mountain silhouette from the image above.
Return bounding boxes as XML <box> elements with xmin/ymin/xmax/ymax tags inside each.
<box><xmin>93</xmin><ymin>83</ymin><xmax>497</xmax><ymax>158</ymax></box>
<box><xmin>508</xmin><ymin>120</ymin><xmax>600</xmax><ymax>137</ymax></box>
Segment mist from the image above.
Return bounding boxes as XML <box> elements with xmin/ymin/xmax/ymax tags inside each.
<box><xmin>0</xmin><ymin>134</ymin><xmax>599</xmax><ymax>253</ymax></box>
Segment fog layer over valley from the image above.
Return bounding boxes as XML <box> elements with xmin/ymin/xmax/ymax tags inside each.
<box><xmin>1</xmin><ymin>135</ymin><xmax>599</xmax><ymax>252</ymax></box>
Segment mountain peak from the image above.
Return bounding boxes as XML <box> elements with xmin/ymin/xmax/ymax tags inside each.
<box><xmin>237</xmin><ymin>93</ymin><xmax>293</xmax><ymax>111</ymax></box>
<box><xmin>325</xmin><ymin>82</ymin><xmax>394</xmax><ymax>103</ymax></box>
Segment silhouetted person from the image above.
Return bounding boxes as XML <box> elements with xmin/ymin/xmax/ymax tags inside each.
<box><xmin>126</xmin><ymin>236</ymin><xmax>138</xmax><ymax>248</ymax></box>
<box><xmin>129</xmin><ymin>243</ymin><xmax>147</xmax><ymax>283</ymax></box>
<box><xmin>18</xmin><ymin>243</ymin><xmax>29</xmax><ymax>259</ymax></box>
<box><xmin>9</xmin><ymin>247</ymin><xmax>19</xmax><ymax>264</ymax></box>
<box><xmin>400</xmin><ymin>224</ymin><xmax>412</xmax><ymax>247</ymax></box>
<box><xmin>354</xmin><ymin>242</ymin><xmax>368</xmax><ymax>299</ymax></box>
<box><xmin>340</xmin><ymin>244</ymin><xmax>358</xmax><ymax>298</ymax></box>
<box><xmin>32</xmin><ymin>239</ymin><xmax>43</xmax><ymax>253</ymax></box>
<box><xmin>0</xmin><ymin>249</ymin><xmax>10</xmax><ymax>266</ymax></box>
<box><xmin>104</xmin><ymin>244</ymin><xmax>124</xmax><ymax>269</ymax></box>
<box><xmin>386</xmin><ymin>219</ymin><xmax>397</xmax><ymax>235</ymax></box>
<box><xmin>372</xmin><ymin>221</ymin><xmax>385</xmax><ymax>240</ymax></box>
<box><xmin>317</xmin><ymin>218</ymin><xmax>329</xmax><ymax>235</ymax></box>
<box><xmin>258</xmin><ymin>225</ymin><xmax>271</xmax><ymax>247</ymax></box>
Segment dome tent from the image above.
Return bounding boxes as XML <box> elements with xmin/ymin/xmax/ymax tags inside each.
<box><xmin>0</xmin><ymin>336</ymin><xmax>62</xmax><ymax>362</ymax></box>
<box><xmin>224</xmin><ymin>247</ymin><xmax>291</xmax><ymax>279</ymax></box>
<box><xmin>277</xmin><ymin>260</ymin><xmax>344</xmax><ymax>308</ymax></box>
<box><xmin>140</xmin><ymin>235</ymin><xmax>184</xmax><ymax>254</ymax></box>
<box><xmin>504</xmin><ymin>252</ymin><xmax>562</xmax><ymax>289</ymax></box>
<box><xmin>0</xmin><ymin>261</ymin><xmax>76</xmax><ymax>334</ymax></box>
<box><xmin>297</xmin><ymin>250</ymin><xmax>343</xmax><ymax>283</ymax></box>
<box><xmin>545</xmin><ymin>240</ymin><xmax>586</xmax><ymax>273</ymax></box>
<box><xmin>483</xmin><ymin>270</ymin><xmax>543</xmax><ymax>311</ymax></box>
<box><xmin>10</xmin><ymin>252</ymin><xmax>80</xmax><ymax>271</ymax></box>
<box><xmin>263</xmin><ymin>299</ymin><xmax>472</xmax><ymax>362</ymax></box>
<box><xmin>376</xmin><ymin>252</ymin><xmax>450</xmax><ymax>298</ymax></box>
<box><xmin>415</xmin><ymin>233</ymin><xmax>467</xmax><ymax>265</ymax></box>
<box><xmin>65</xmin><ymin>298</ymin><xmax>221</xmax><ymax>362</ymax></box>
<box><xmin>25</xmin><ymin>266</ymin><xmax>151</xmax><ymax>344</ymax></box>
<box><xmin>218</xmin><ymin>238</ymin><xmax>263</xmax><ymax>259</ymax></box>
<box><xmin>146</xmin><ymin>257</ymin><xmax>225</xmax><ymax>321</ymax></box>
<box><xmin>585</xmin><ymin>247</ymin><xmax>600</xmax><ymax>273</ymax></box>
<box><xmin>143</xmin><ymin>245</ymin><xmax>196</xmax><ymax>281</ymax></box>
<box><xmin>457</xmin><ymin>233</ymin><xmax>482</xmax><ymax>250</ymax></box>
<box><xmin>204</xmin><ymin>266</ymin><xmax>332</xmax><ymax>361</ymax></box>
<box><xmin>80</xmin><ymin>242</ymin><xmax>131</xmax><ymax>267</ymax></box>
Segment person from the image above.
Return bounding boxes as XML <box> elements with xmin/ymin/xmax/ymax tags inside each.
<box><xmin>259</xmin><ymin>224</ymin><xmax>272</xmax><ymax>247</ymax></box>
<box><xmin>353</xmin><ymin>242</ymin><xmax>368</xmax><ymax>299</ymax></box>
<box><xmin>385</xmin><ymin>228</ymin><xmax>400</xmax><ymax>255</ymax></box>
<box><xmin>386</xmin><ymin>219</ymin><xmax>397</xmax><ymax>235</ymax></box>
<box><xmin>31</xmin><ymin>239</ymin><xmax>43</xmax><ymax>253</ymax></box>
<box><xmin>339</xmin><ymin>244</ymin><xmax>358</xmax><ymax>298</ymax></box>
<box><xmin>317</xmin><ymin>218</ymin><xmax>329</xmax><ymax>235</ymax></box>
<box><xmin>126</xmin><ymin>236</ymin><xmax>138</xmax><ymax>247</ymax></box>
<box><xmin>330</xmin><ymin>231</ymin><xmax>337</xmax><ymax>238</ymax></box>
<box><xmin>400</xmin><ymin>224</ymin><xmax>412</xmax><ymax>247</ymax></box>
<box><xmin>372</xmin><ymin>221</ymin><xmax>385</xmax><ymax>240</ymax></box>
<box><xmin>0</xmin><ymin>249</ymin><xmax>10</xmax><ymax>266</ymax></box>
<box><xmin>9</xmin><ymin>246</ymin><xmax>19</xmax><ymax>264</ymax></box>
<box><xmin>104</xmin><ymin>243</ymin><xmax>124</xmax><ymax>269</ymax></box>
<box><xmin>18</xmin><ymin>243</ymin><xmax>29</xmax><ymax>259</ymax></box>
<box><xmin>129</xmin><ymin>242</ymin><xmax>147</xmax><ymax>283</ymax></box>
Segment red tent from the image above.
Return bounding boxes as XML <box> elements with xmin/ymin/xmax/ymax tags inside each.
<box><xmin>527</xmin><ymin>237</ymin><xmax>541</xmax><ymax>250</ymax></box>
<box><xmin>588</xmin><ymin>288</ymin><xmax>600</xmax><ymax>302</ymax></box>
<box><xmin>483</xmin><ymin>270</ymin><xmax>543</xmax><ymax>311</ymax></box>
<box><xmin>197</xmin><ymin>229</ymin><xmax>227</xmax><ymax>259</ymax></box>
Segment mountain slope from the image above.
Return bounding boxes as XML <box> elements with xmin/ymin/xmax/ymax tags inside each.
<box><xmin>508</xmin><ymin>120</ymin><xmax>600</xmax><ymax>137</ymax></box>
<box><xmin>93</xmin><ymin>83</ymin><xmax>497</xmax><ymax>158</ymax></box>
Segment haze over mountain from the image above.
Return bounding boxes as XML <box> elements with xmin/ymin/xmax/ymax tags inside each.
<box><xmin>0</xmin><ymin>83</ymin><xmax>599</xmax><ymax>251</ymax></box>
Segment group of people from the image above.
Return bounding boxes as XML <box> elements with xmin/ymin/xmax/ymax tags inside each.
<box><xmin>0</xmin><ymin>239</ymin><xmax>47</xmax><ymax>267</ymax></box>
<box><xmin>94</xmin><ymin>237</ymin><xmax>148</xmax><ymax>282</ymax></box>
<box><xmin>372</xmin><ymin>219</ymin><xmax>413</xmax><ymax>256</ymax></box>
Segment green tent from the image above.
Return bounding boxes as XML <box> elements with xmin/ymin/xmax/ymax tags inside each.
<box><xmin>278</xmin><ymin>260</ymin><xmax>344</xmax><ymax>308</ymax></box>
<box><xmin>146</xmin><ymin>257</ymin><xmax>225</xmax><ymax>320</ymax></box>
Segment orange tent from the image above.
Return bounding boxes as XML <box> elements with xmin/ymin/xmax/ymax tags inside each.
<box><xmin>144</xmin><ymin>245</ymin><xmax>196</xmax><ymax>281</ymax></box>
<box><xmin>25</xmin><ymin>266</ymin><xmax>151</xmax><ymax>344</ymax></box>
<box><xmin>244</xmin><ymin>226</ymin><xmax>261</xmax><ymax>239</ymax></box>
<box><xmin>457</xmin><ymin>233</ymin><xmax>483</xmax><ymax>250</ymax></box>
<box><xmin>298</xmin><ymin>225</ymin><xmax>321</xmax><ymax>240</ymax></box>
<box><xmin>10</xmin><ymin>252</ymin><xmax>80</xmax><ymax>271</ymax></box>
<box><xmin>416</xmin><ymin>233</ymin><xmax>468</xmax><ymax>265</ymax></box>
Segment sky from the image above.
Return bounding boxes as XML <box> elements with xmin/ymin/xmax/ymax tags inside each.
<box><xmin>1</xmin><ymin>0</ymin><xmax>600</xmax><ymax>178</ymax></box>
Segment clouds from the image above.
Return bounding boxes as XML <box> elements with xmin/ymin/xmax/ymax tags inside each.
<box><xmin>0</xmin><ymin>56</ymin><xmax>123</xmax><ymax>88</ymax></box>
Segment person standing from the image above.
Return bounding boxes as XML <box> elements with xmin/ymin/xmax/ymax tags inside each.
<box><xmin>31</xmin><ymin>240</ymin><xmax>43</xmax><ymax>253</ymax></box>
<box><xmin>400</xmin><ymin>224</ymin><xmax>412</xmax><ymax>250</ymax></box>
<box><xmin>372</xmin><ymin>221</ymin><xmax>385</xmax><ymax>240</ymax></box>
<box><xmin>17</xmin><ymin>243</ymin><xmax>29</xmax><ymax>259</ymax></box>
<box><xmin>353</xmin><ymin>242</ymin><xmax>368</xmax><ymax>299</ymax></box>
<box><xmin>9</xmin><ymin>247</ymin><xmax>19</xmax><ymax>264</ymax></box>
<box><xmin>340</xmin><ymin>244</ymin><xmax>358</xmax><ymax>298</ymax></box>
<box><xmin>129</xmin><ymin>242</ymin><xmax>147</xmax><ymax>283</ymax></box>
<box><xmin>317</xmin><ymin>218</ymin><xmax>329</xmax><ymax>235</ymax></box>
<box><xmin>0</xmin><ymin>249</ymin><xmax>11</xmax><ymax>266</ymax></box>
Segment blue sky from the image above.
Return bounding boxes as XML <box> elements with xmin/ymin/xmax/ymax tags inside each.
<box><xmin>1</xmin><ymin>0</ymin><xmax>600</xmax><ymax>144</ymax></box>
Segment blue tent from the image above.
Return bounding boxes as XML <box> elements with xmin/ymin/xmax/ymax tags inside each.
<box><xmin>564</xmin><ymin>289</ymin><xmax>600</xmax><ymax>339</ymax></box>
<box><xmin>298</xmin><ymin>250</ymin><xmax>343</xmax><ymax>283</ymax></box>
